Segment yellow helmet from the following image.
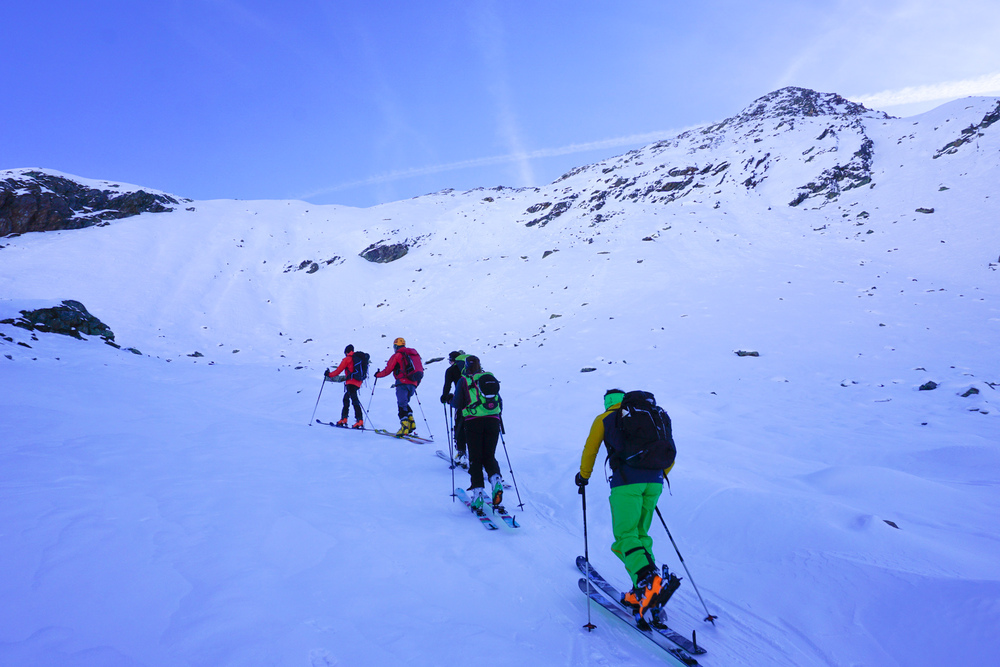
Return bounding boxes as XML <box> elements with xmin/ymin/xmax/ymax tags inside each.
<box><xmin>394</xmin><ymin>337</ymin><xmax>406</xmax><ymax>348</ymax></box>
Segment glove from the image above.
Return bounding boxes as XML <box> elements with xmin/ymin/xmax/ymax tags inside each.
<box><xmin>574</xmin><ymin>472</ymin><xmax>588</xmax><ymax>488</ymax></box>
<box><xmin>324</xmin><ymin>368</ymin><xmax>333</xmax><ymax>380</ymax></box>
<box><xmin>441</xmin><ymin>392</ymin><xmax>453</xmax><ymax>404</ymax></box>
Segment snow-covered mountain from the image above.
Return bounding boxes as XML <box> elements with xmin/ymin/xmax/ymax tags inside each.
<box><xmin>2</xmin><ymin>87</ymin><xmax>998</xmax><ymax>666</ymax></box>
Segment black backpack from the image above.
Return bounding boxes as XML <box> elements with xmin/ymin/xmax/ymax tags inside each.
<box><xmin>348</xmin><ymin>351</ymin><xmax>370</xmax><ymax>382</ymax></box>
<box><xmin>610</xmin><ymin>391</ymin><xmax>676</xmax><ymax>471</ymax></box>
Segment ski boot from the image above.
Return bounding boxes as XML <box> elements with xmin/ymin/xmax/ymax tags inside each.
<box><xmin>658</xmin><ymin>565</ymin><xmax>682</xmax><ymax>608</ymax></box>
<box><xmin>490</xmin><ymin>473</ymin><xmax>504</xmax><ymax>507</ymax></box>
<box><xmin>634</xmin><ymin>565</ymin><xmax>664</xmax><ymax>621</ymax></box>
<box><xmin>335</xmin><ymin>418</ymin><xmax>349</xmax><ymax>427</ymax></box>
<box><xmin>351</xmin><ymin>419</ymin><xmax>364</xmax><ymax>429</ymax></box>
<box><xmin>621</xmin><ymin>589</ymin><xmax>640</xmax><ymax>613</ymax></box>
<box><xmin>649</xmin><ymin>605</ymin><xmax>669</xmax><ymax>629</ymax></box>
<box><xmin>470</xmin><ymin>487</ymin><xmax>486</xmax><ymax>514</ymax></box>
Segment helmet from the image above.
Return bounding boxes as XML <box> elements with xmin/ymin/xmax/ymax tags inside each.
<box><xmin>393</xmin><ymin>337</ymin><xmax>406</xmax><ymax>348</ymax></box>
<box><xmin>344</xmin><ymin>344</ymin><xmax>354</xmax><ymax>355</ymax></box>
<box><xmin>449</xmin><ymin>350</ymin><xmax>465</xmax><ymax>362</ymax></box>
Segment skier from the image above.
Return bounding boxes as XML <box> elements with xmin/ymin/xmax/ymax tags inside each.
<box><xmin>441</xmin><ymin>350</ymin><xmax>469</xmax><ymax>467</ymax></box>
<box><xmin>324</xmin><ymin>344</ymin><xmax>365</xmax><ymax>429</ymax></box>
<box><xmin>374</xmin><ymin>337</ymin><xmax>423</xmax><ymax>436</ymax></box>
<box><xmin>575</xmin><ymin>388</ymin><xmax>675</xmax><ymax>623</ymax></box>
<box><xmin>454</xmin><ymin>355</ymin><xmax>504</xmax><ymax>512</ymax></box>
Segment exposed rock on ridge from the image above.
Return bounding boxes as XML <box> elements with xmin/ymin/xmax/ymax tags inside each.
<box><xmin>1</xmin><ymin>170</ymin><xmax>182</xmax><ymax>236</ymax></box>
<box><xmin>533</xmin><ymin>86</ymin><xmax>892</xmax><ymax>225</ymax></box>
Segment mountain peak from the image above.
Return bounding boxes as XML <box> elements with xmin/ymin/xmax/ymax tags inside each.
<box><xmin>739</xmin><ymin>86</ymin><xmax>886</xmax><ymax>122</ymax></box>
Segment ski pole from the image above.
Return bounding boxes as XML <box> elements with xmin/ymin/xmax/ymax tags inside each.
<box><xmin>412</xmin><ymin>389</ymin><xmax>434</xmax><ymax>439</ymax></box>
<box><xmin>655</xmin><ymin>506</ymin><xmax>717</xmax><ymax>624</ymax></box>
<box><xmin>365</xmin><ymin>376</ymin><xmax>378</xmax><ymax>416</ymax></box>
<box><xmin>359</xmin><ymin>384</ymin><xmax>378</xmax><ymax>432</ymax></box>
<box><xmin>442</xmin><ymin>399</ymin><xmax>454</xmax><ymax>445</ymax></box>
<box><xmin>448</xmin><ymin>404</ymin><xmax>456</xmax><ymax>453</ymax></box>
<box><xmin>309</xmin><ymin>373</ymin><xmax>327</xmax><ymax>425</ymax></box>
<box><xmin>497</xmin><ymin>425</ymin><xmax>524</xmax><ymax>510</ymax></box>
<box><xmin>580</xmin><ymin>481</ymin><xmax>596</xmax><ymax>631</ymax></box>
<box><xmin>444</xmin><ymin>402</ymin><xmax>455</xmax><ymax>502</ymax></box>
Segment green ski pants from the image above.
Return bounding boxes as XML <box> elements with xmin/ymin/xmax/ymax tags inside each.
<box><xmin>609</xmin><ymin>482</ymin><xmax>663</xmax><ymax>587</ymax></box>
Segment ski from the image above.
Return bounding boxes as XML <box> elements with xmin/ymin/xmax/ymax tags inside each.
<box><xmin>454</xmin><ymin>487</ymin><xmax>499</xmax><ymax>530</ymax></box>
<box><xmin>578</xmin><ymin>578</ymin><xmax>698</xmax><ymax>666</ymax></box>
<box><xmin>576</xmin><ymin>556</ymin><xmax>706</xmax><ymax>657</ymax></box>
<box><xmin>316</xmin><ymin>420</ymin><xmax>431</xmax><ymax>444</ymax></box>
<box><xmin>374</xmin><ymin>428</ymin><xmax>433</xmax><ymax>444</ymax></box>
<box><xmin>316</xmin><ymin>419</ymin><xmax>371</xmax><ymax>431</ymax></box>
<box><xmin>491</xmin><ymin>503</ymin><xmax>520</xmax><ymax>529</ymax></box>
<box><xmin>435</xmin><ymin>449</ymin><xmax>468</xmax><ymax>469</ymax></box>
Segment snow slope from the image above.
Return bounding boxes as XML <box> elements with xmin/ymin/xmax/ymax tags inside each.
<box><xmin>2</xmin><ymin>88</ymin><xmax>999</xmax><ymax>666</ymax></box>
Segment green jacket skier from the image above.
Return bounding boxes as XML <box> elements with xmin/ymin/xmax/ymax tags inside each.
<box><xmin>454</xmin><ymin>355</ymin><xmax>503</xmax><ymax>512</ymax></box>
<box><xmin>576</xmin><ymin>389</ymin><xmax>675</xmax><ymax>622</ymax></box>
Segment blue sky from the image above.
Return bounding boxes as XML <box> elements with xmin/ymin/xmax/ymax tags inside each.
<box><xmin>4</xmin><ymin>0</ymin><xmax>1000</xmax><ymax>208</ymax></box>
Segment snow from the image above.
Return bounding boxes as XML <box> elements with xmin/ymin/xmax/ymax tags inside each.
<box><xmin>2</xmin><ymin>93</ymin><xmax>999</xmax><ymax>666</ymax></box>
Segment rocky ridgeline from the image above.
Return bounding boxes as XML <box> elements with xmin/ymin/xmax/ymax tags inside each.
<box><xmin>530</xmin><ymin>86</ymin><xmax>893</xmax><ymax>226</ymax></box>
<box><xmin>0</xmin><ymin>170</ymin><xmax>183</xmax><ymax>236</ymax></box>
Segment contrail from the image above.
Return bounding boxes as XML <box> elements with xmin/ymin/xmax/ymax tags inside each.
<box><xmin>301</xmin><ymin>129</ymin><xmax>687</xmax><ymax>198</ymax></box>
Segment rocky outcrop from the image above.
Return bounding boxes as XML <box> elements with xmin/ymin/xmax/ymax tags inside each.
<box><xmin>934</xmin><ymin>100</ymin><xmax>1000</xmax><ymax>158</ymax></box>
<box><xmin>1</xmin><ymin>170</ymin><xmax>181</xmax><ymax>236</ymax></box>
<box><xmin>3</xmin><ymin>300</ymin><xmax>114</xmax><ymax>340</ymax></box>
<box><xmin>360</xmin><ymin>241</ymin><xmax>410</xmax><ymax>263</ymax></box>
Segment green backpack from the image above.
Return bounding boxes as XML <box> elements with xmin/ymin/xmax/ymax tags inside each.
<box><xmin>462</xmin><ymin>371</ymin><xmax>502</xmax><ymax>418</ymax></box>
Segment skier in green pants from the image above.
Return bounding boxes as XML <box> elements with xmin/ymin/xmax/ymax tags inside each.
<box><xmin>576</xmin><ymin>388</ymin><xmax>675</xmax><ymax>622</ymax></box>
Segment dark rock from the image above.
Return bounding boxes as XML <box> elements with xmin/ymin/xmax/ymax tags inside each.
<box><xmin>933</xmin><ymin>101</ymin><xmax>1000</xmax><ymax>158</ymax></box>
<box><xmin>1</xmin><ymin>170</ymin><xmax>181</xmax><ymax>236</ymax></box>
<box><xmin>918</xmin><ymin>381</ymin><xmax>938</xmax><ymax>391</ymax></box>
<box><xmin>13</xmin><ymin>300</ymin><xmax>114</xmax><ymax>340</ymax></box>
<box><xmin>527</xmin><ymin>200</ymin><xmax>572</xmax><ymax>228</ymax></box>
<box><xmin>360</xmin><ymin>241</ymin><xmax>409</xmax><ymax>263</ymax></box>
<box><xmin>789</xmin><ymin>137</ymin><xmax>875</xmax><ymax>207</ymax></box>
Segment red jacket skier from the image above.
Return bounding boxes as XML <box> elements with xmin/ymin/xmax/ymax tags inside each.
<box><xmin>374</xmin><ymin>337</ymin><xmax>423</xmax><ymax>436</ymax></box>
<box><xmin>325</xmin><ymin>345</ymin><xmax>364</xmax><ymax>428</ymax></box>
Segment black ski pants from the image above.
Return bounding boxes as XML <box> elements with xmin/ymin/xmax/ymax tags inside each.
<box><xmin>341</xmin><ymin>385</ymin><xmax>363</xmax><ymax>420</ymax></box>
<box><xmin>464</xmin><ymin>416</ymin><xmax>501</xmax><ymax>489</ymax></box>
